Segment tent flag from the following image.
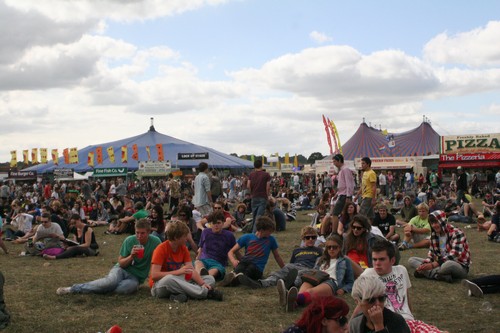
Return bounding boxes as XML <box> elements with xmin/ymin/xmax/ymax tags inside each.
<box><xmin>96</xmin><ymin>147</ymin><xmax>103</xmax><ymax>164</ymax></box>
<box><xmin>121</xmin><ymin>145</ymin><xmax>128</xmax><ymax>163</ymax></box>
<box><xmin>294</xmin><ymin>154</ymin><xmax>298</xmax><ymax>167</ymax></box>
<box><xmin>52</xmin><ymin>149</ymin><xmax>59</xmax><ymax>165</ymax></box>
<box><xmin>23</xmin><ymin>150</ymin><xmax>29</xmax><ymax>164</ymax></box>
<box><xmin>31</xmin><ymin>148</ymin><xmax>39</xmax><ymax>163</ymax></box>
<box><xmin>327</xmin><ymin>118</ymin><xmax>338</xmax><ymax>154</ymax></box>
<box><xmin>329</xmin><ymin>118</ymin><xmax>342</xmax><ymax>154</ymax></box>
<box><xmin>156</xmin><ymin>144</ymin><xmax>164</xmax><ymax>162</ymax></box>
<box><xmin>378</xmin><ymin>145</ymin><xmax>386</xmax><ymax>151</ymax></box>
<box><xmin>69</xmin><ymin>148</ymin><xmax>79</xmax><ymax>164</ymax></box>
<box><xmin>10</xmin><ymin>150</ymin><xmax>17</xmax><ymax>167</ymax></box>
<box><xmin>382</xmin><ymin>129</ymin><xmax>388</xmax><ymax>136</ymax></box>
<box><xmin>132</xmin><ymin>144</ymin><xmax>139</xmax><ymax>161</ymax></box>
<box><xmin>63</xmin><ymin>148</ymin><xmax>70</xmax><ymax>164</ymax></box>
<box><xmin>322</xmin><ymin>115</ymin><xmax>333</xmax><ymax>155</ymax></box>
<box><xmin>107</xmin><ymin>146</ymin><xmax>115</xmax><ymax>163</ymax></box>
<box><xmin>146</xmin><ymin>146</ymin><xmax>151</xmax><ymax>160</ymax></box>
<box><xmin>88</xmin><ymin>152</ymin><xmax>95</xmax><ymax>167</ymax></box>
<box><xmin>40</xmin><ymin>148</ymin><xmax>48</xmax><ymax>164</ymax></box>
<box><xmin>284</xmin><ymin>153</ymin><xmax>289</xmax><ymax>164</ymax></box>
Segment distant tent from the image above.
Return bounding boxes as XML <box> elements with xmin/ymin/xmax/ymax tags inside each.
<box><xmin>339</xmin><ymin>121</ymin><xmax>440</xmax><ymax>160</ymax></box>
<box><xmin>23</xmin><ymin>125</ymin><xmax>253</xmax><ymax>174</ymax></box>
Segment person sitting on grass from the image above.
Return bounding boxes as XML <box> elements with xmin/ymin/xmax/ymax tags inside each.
<box><xmin>337</xmin><ymin>202</ymin><xmax>357</xmax><ymax>236</ymax></box>
<box><xmin>398</xmin><ymin>203</ymin><xmax>431</xmax><ymax>251</ymax></box>
<box><xmin>310</xmin><ymin>203</ymin><xmax>327</xmax><ymax>233</ymax></box>
<box><xmin>408</xmin><ymin>210</ymin><xmax>470</xmax><ymax>283</ymax></box>
<box><xmin>56</xmin><ymin>219</ymin><xmax>161</xmax><ymax>295</ymax></box>
<box><xmin>173</xmin><ymin>205</ymin><xmax>199</xmax><ymax>252</ymax></box>
<box><xmin>237</xmin><ymin>226</ymin><xmax>322</xmax><ymax>293</ymax></box>
<box><xmin>395</xmin><ymin>196</ymin><xmax>417</xmax><ymax>227</ymax></box>
<box><xmin>197</xmin><ymin>201</ymin><xmax>238</xmax><ymax>233</ymax></box>
<box><xmin>349</xmin><ymin>275</ymin><xmax>410</xmax><ymax>333</ymax></box>
<box><xmin>286</xmin><ymin>234</ymin><xmax>354</xmax><ymax>313</ymax></box>
<box><xmin>28</xmin><ymin>212</ymin><xmax>64</xmax><ymax>256</ymax></box>
<box><xmin>282</xmin><ymin>296</ymin><xmax>349</xmax><ymax>333</ymax></box>
<box><xmin>87</xmin><ymin>201</ymin><xmax>109</xmax><ymax>227</ymax></box>
<box><xmin>372</xmin><ymin>204</ymin><xmax>399</xmax><ymax>244</ymax></box>
<box><xmin>233</xmin><ymin>203</ymin><xmax>248</xmax><ymax>229</ymax></box>
<box><xmin>0</xmin><ymin>216</ymin><xmax>8</xmax><ymax>254</ymax></box>
<box><xmin>220</xmin><ymin>216</ymin><xmax>285</xmax><ymax>287</ymax></box>
<box><xmin>194</xmin><ymin>211</ymin><xmax>236</xmax><ymax>281</ymax></box>
<box><xmin>43</xmin><ymin>214</ymin><xmax>99</xmax><ymax>260</ymax></box>
<box><xmin>109</xmin><ymin>201</ymin><xmax>149</xmax><ymax>234</ymax></box>
<box><xmin>149</xmin><ymin>220</ymin><xmax>223</xmax><ymax>303</ymax></box>
<box><xmin>478</xmin><ymin>201</ymin><xmax>500</xmax><ymax>242</ymax></box>
<box><xmin>359</xmin><ymin>238</ymin><xmax>448</xmax><ymax>333</ymax></box>
<box><xmin>462</xmin><ymin>274</ymin><xmax>500</xmax><ymax>297</ymax></box>
<box><xmin>343</xmin><ymin>215</ymin><xmax>384</xmax><ymax>279</ymax></box>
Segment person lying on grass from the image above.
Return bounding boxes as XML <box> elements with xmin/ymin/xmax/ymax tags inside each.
<box><xmin>43</xmin><ymin>214</ymin><xmax>99</xmax><ymax>260</ymax></box>
<box><xmin>236</xmin><ymin>226</ymin><xmax>323</xmax><ymax>292</ymax></box>
<box><xmin>149</xmin><ymin>220</ymin><xmax>223</xmax><ymax>302</ymax></box>
<box><xmin>56</xmin><ymin>218</ymin><xmax>161</xmax><ymax>295</ymax></box>
<box><xmin>285</xmin><ymin>234</ymin><xmax>354</xmax><ymax>313</ymax></box>
<box><xmin>194</xmin><ymin>210</ymin><xmax>236</xmax><ymax>281</ymax></box>
<box><xmin>220</xmin><ymin>216</ymin><xmax>285</xmax><ymax>287</ymax></box>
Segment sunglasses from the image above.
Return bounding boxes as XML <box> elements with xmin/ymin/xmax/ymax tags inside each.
<box><xmin>328</xmin><ymin>316</ymin><xmax>348</xmax><ymax>327</ymax></box>
<box><xmin>364</xmin><ymin>295</ymin><xmax>386</xmax><ymax>304</ymax></box>
<box><xmin>303</xmin><ymin>235</ymin><xmax>317</xmax><ymax>240</ymax></box>
<box><xmin>326</xmin><ymin>245</ymin><xmax>339</xmax><ymax>250</ymax></box>
<box><xmin>352</xmin><ymin>226</ymin><xmax>364</xmax><ymax>231</ymax></box>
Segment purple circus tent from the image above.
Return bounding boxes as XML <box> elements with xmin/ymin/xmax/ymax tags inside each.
<box><xmin>23</xmin><ymin>125</ymin><xmax>253</xmax><ymax>174</ymax></box>
<box><xmin>340</xmin><ymin>121</ymin><xmax>440</xmax><ymax>160</ymax></box>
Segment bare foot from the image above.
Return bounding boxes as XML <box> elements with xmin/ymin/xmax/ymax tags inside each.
<box><xmin>43</xmin><ymin>254</ymin><xmax>56</xmax><ymax>260</ymax></box>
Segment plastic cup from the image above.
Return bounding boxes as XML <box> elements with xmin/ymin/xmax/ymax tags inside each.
<box><xmin>185</xmin><ymin>271</ymin><xmax>193</xmax><ymax>281</ymax></box>
<box><xmin>134</xmin><ymin>245</ymin><xmax>144</xmax><ymax>259</ymax></box>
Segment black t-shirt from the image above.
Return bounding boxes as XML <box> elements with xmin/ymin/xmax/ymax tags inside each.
<box><xmin>372</xmin><ymin>213</ymin><xmax>396</xmax><ymax>236</ymax></box>
<box><xmin>290</xmin><ymin>246</ymin><xmax>323</xmax><ymax>268</ymax></box>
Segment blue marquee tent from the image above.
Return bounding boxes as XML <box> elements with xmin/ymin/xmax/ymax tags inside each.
<box><xmin>23</xmin><ymin>125</ymin><xmax>253</xmax><ymax>174</ymax></box>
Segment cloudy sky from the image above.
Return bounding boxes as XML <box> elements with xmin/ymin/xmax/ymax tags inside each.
<box><xmin>2</xmin><ymin>0</ymin><xmax>500</xmax><ymax>163</ymax></box>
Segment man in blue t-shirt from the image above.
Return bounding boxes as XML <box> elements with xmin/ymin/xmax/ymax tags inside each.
<box><xmin>221</xmin><ymin>216</ymin><xmax>285</xmax><ymax>286</ymax></box>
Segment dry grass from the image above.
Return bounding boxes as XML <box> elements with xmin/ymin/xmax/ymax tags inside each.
<box><xmin>2</xmin><ymin>209</ymin><xmax>500</xmax><ymax>333</ymax></box>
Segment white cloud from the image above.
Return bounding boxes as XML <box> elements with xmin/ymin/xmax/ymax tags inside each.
<box><xmin>309</xmin><ymin>31</ymin><xmax>332</xmax><ymax>44</ymax></box>
<box><xmin>424</xmin><ymin>21</ymin><xmax>500</xmax><ymax>67</ymax></box>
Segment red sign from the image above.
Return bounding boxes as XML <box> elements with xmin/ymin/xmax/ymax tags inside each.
<box><xmin>440</xmin><ymin>153</ymin><xmax>500</xmax><ymax>162</ymax></box>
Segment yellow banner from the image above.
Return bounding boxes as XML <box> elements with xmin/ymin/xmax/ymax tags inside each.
<box><xmin>40</xmin><ymin>148</ymin><xmax>48</xmax><ymax>164</ymax></box>
<box><xmin>69</xmin><ymin>148</ymin><xmax>79</xmax><ymax>164</ymax></box>
<box><xmin>31</xmin><ymin>148</ymin><xmax>39</xmax><ymax>163</ymax></box>
<box><xmin>10</xmin><ymin>150</ymin><xmax>17</xmax><ymax>167</ymax></box>
<box><xmin>107</xmin><ymin>146</ymin><xmax>115</xmax><ymax>163</ymax></box>
<box><xmin>52</xmin><ymin>149</ymin><xmax>59</xmax><ymax>165</ymax></box>
<box><xmin>88</xmin><ymin>152</ymin><xmax>95</xmax><ymax>167</ymax></box>
<box><xmin>121</xmin><ymin>145</ymin><xmax>128</xmax><ymax>163</ymax></box>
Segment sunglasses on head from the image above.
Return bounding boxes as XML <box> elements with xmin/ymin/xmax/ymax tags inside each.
<box><xmin>364</xmin><ymin>295</ymin><xmax>386</xmax><ymax>304</ymax></box>
<box><xmin>352</xmin><ymin>226</ymin><xmax>364</xmax><ymax>231</ymax></box>
<box><xmin>303</xmin><ymin>235</ymin><xmax>317</xmax><ymax>240</ymax></box>
<box><xmin>326</xmin><ymin>245</ymin><xmax>339</xmax><ymax>250</ymax></box>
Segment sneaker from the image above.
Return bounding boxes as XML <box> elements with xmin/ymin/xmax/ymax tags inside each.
<box><xmin>237</xmin><ymin>274</ymin><xmax>262</xmax><ymax>289</ymax></box>
<box><xmin>283</xmin><ymin>268</ymin><xmax>298</xmax><ymax>290</ymax></box>
<box><xmin>286</xmin><ymin>287</ymin><xmax>298</xmax><ymax>312</ymax></box>
<box><xmin>277</xmin><ymin>279</ymin><xmax>287</xmax><ymax>307</ymax></box>
<box><xmin>219</xmin><ymin>272</ymin><xmax>236</xmax><ymax>287</ymax></box>
<box><xmin>398</xmin><ymin>242</ymin><xmax>408</xmax><ymax>251</ymax></box>
<box><xmin>199</xmin><ymin>267</ymin><xmax>209</xmax><ymax>276</ymax></box>
<box><xmin>414</xmin><ymin>270</ymin><xmax>425</xmax><ymax>279</ymax></box>
<box><xmin>169</xmin><ymin>294</ymin><xmax>188</xmax><ymax>303</ymax></box>
<box><xmin>56</xmin><ymin>287</ymin><xmax>72</xmax><ymax>295</ymax></box>
<box><xmin>435</xmin><ymin>274</ymin><xmax>453</xmax><ymax>283</ymax></box>
<box><xmin>461</xmin><ymin>279</ymin><xmax>483</xmax><ymax>297</ymax></box>
<box><xmin>207</xmin><ymin>289</ymin><xmax>224</xmax><ymax>301</ymax></box>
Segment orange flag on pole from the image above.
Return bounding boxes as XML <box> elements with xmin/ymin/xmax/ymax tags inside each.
<box><xmin>96</xmin><ymin>147</ymin><xmax>103</xmax><ymax>164</ymax></box>
<box><xmin>107</xmin><ymin>146</ymin><xmax>115</xmax><ymax>163</ymax></box>
<box><xmin>10</xmin><ymin>150</ymin><xmax>17</xmax><ymax>167</ymax></box>
<box><xmin>156</xmin><ymin>144</ymin><xmax>164</xmax><ymax>161</ymax></box>
<box><xmin>132</xmin><ymin>144</ymin><xmax>139</xmax><ymax>161</ymax></box>
<box><xmin>23</xmin><ymin>150</ymin><xmax>29</xmax><ymax>164</ymax></box>
<box><xmin>40</xmin><ymin>148</ymin><xmax>48</xmax><ymax>164</ymax></box>
<box><xmin>31</xmin><ymin>148</ymin><xmax>39</xmax><ymax>163</ymax></box>
<box><xmin>63</xmin><ymin>148</ymin><xmax>70</xmax><ymax>164</ymax></box>
<box><xmin>52</xmin><ymin>149</ymin><xmax>59</xmax><ymax>165</ymax></box>
<box><xmin>121</xmin><ymin>145</ymin><xmax>128</xmax><ymax>163</ymax></box>
<box><xmin>88</xmin><ymin>152</ymin><xmax>95</xmax><ymax>167</ymax></box>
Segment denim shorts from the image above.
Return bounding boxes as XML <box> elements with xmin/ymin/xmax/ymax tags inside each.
<box><xmin>322</xmin><ymin>278</ymin><xmax>339</xmax><ymax>294</ymax></box>
<box><xmin>199</xmin><ymin>258</ymin><xmax>226</xmax><ymax>280</ymax></box>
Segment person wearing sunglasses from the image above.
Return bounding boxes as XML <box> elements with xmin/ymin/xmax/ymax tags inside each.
<box><xmin>283</xmin><ymin>295</ymin><xmax>349</xmax><ymax>333</ymax></box>
<box><xmin>350</xmin><ymin>275</ymin><xmax>410</xmax><ymax>333</ymax></box>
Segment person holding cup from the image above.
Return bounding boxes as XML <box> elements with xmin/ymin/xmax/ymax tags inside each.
<box><xmin>149</xmin><ymin>221</ymin><xmax>224</xmax><ymax>302</ymax></box>
<box><xmin>56</xmin><ymin>219</ymin><xmax>161</xmax><ymax>295</ymax></box>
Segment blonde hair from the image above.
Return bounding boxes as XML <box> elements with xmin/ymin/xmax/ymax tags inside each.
<box><xmin>301</xmin><ymin>226</ymin><xmax>318</xmax><ymax>238</ymax></box>
<box><xmin>417</xmin><ymin>203</ymin><xmax>429</xmax><ymax>212</ymax></box>
<box><xmin>351</xmin><ymin>275</ymin><xmax>385</xmax><ymax>302</ymax></box>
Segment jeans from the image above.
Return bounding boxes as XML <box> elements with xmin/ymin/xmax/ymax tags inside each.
<box><xmin>251</xmin><ymin>197</ymin><xmax>267</xmax><ymax>233</ymax></box>
<box><xmin>151</xmin><ymin>275</ymin><xmax>215</xmax><ymax>299</ymax></box>
<box><xmin>471</xmin><ymin>275</ymin><xmax>500</xmax><ymax>294</ymax></box>
<box><xmin>260</xmin><ymin>263</ymin><xmax>305</xmax><ymax>288</ymax></box>
<box><xmin>70</xmin><ymin>266</ymin><xmax>139</xmax><ymax>295</ymax></box>
<box><xmin>235</xmin><ymin>260</ymin><xmax>263</xmax><ymax>280</ymax></box>
<box><xmin>408</xmin><ymin>257</ymin><xmax>468</xmax><ymax>280</ymax></box>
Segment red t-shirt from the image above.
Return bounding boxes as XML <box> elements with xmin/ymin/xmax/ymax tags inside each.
<box><xmin>248</xmin><ymin>170</ymin><xmax>270</xmax><ymax>198</ymax></box>
<box><xmin>149</xmin><ymin>240</ymin><xmax>191</xmax><ymax>288</ymax></box>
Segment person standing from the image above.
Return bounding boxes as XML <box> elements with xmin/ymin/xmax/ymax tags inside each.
<box><xmin>209</xmin><ymin>170</ymin><xmax>222</xmax><ymax>203</ymax></box>
<box><xmin>247</xmin><ymin>159</ymin><xmax>271</xmax><ymax>233</ymax></box>
<box><xmin>456</xmin><ymin>166</ymin><xmax>470</xmax><ymax>205</ymax></box>
<box><xmin>193</xmin><ymin>162</ymin><xmax>213</xmax><ymax>217</ymax></box>
<box><xmin>358</xmin><ymin>157</ymin><xmax>377</xmax><ymax>221</ymax></box>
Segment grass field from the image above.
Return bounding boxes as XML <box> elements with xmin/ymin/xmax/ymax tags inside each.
<box><xmin>1</xmin><ymin>211</ymin><xmax>499</xmax><ymax>333</ymax></box>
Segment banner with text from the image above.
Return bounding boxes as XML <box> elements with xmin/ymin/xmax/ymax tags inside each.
<box><xmin>440</xmin><ymin>133</ymin><xmax>500</xmax><ymax>154</ymax></box>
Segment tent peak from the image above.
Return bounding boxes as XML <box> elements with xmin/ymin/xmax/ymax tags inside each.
<box><xmin>149</xmin><ymin>117</ymin><xmax>156</xmax><ymax>132</ymax></box>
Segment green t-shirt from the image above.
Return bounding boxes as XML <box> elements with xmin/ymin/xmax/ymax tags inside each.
<box><xmin>408</xmin><ymin>216</ymin><xmax>431</xmax><ymax>230</ymax></box>
<box><xmin>133</xmin><ymin>209</ymin><xmax>149</xmax><ymax>220</ymax></box>
<box><xmin>118</xmin><ymin>234</ymin><xmax>161</xmax><ymax>283</ymax></box>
